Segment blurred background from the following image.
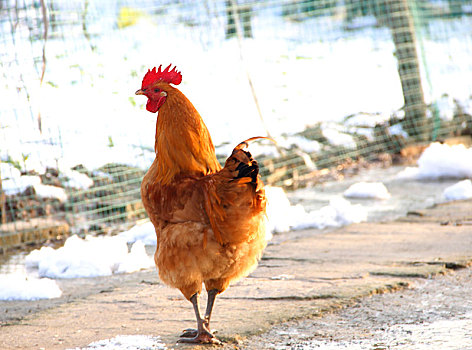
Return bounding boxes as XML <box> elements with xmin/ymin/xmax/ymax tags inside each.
<box><xmin>1</xmin><ymin>0</ymin><xmax>472</xmax><ymax>251</ymax></box>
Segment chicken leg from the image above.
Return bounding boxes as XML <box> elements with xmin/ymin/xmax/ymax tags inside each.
<box><xmin>178</xmin><ymin>289</ymin><xmax>220</xmax><ymax>344</ymax></box>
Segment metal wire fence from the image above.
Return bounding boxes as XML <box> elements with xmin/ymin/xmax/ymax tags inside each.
<box><xmin>1</xmin><ymin>0</ymin><xmax>471</xmax><ymax>250</ymax></box>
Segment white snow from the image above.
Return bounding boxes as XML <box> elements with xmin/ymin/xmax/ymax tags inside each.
<box><xmin>25</xmin><ymin>235</ymin><xmax>154</xmax><ymax>279</ymax></box>
<box><xmin>62</xmin><ymin>170</ymin><xmax>94</xmax><ymax>189</ymax></box>
<box><xmin>116</xmin><ymin>240</ymin><xmax>154</xmax><ymax>274</ymax></box>
<box><xmin>265</xmin><ymin>186</ymin><xmax>367</xmax><ymax>233</ymax></box>
<box><xmin>265</xmin><ymin>186</ymin><xmax>306</xmax><ymax>233</ymax></box>
<box><xmin>443</xmin><ymin>179</ymin><xmax>472</xmax><ymax>201</ymax></box>
<box><xmin>1</xmin><ymin>174</ymin><xmax>68</xmax><ymax>201</ymax></box>
<box><xmin>1</xmin><ymin>175</ymin><xmax>41</xmax><ymax>195</ymax></box>
<box><xmin>74</xmin><ymin>335</ymin><xmax>167</xmax><ymax>350</ymax></box>
<box><xmin>0</xmin><ymin>162</ymin><xmax>22</xmax><ymax>180</ymax></box>
<box><xmin>279</xmin><ymin>135</ymin><xmax>321</xmax><ymax>153</ymax></box>
<box><xmin>32</xmin><ymin>184</ymin><xmax>68</xmax><ymax>202</ymax></box>
<box><xmin>388</xmin><ymin>123</ymin><xmax>409</xmax><ymax>138</ymax></box>
<box><xmin>343</xmin><ymin>182</ymin><xmax>391</xmax><ymax>200</ymax></box>
<box><xmin>296</xmin><ymin>197</ymin><xmax>368</xmax><ymax>230</ymax></box>
<box><xmin>0</xmin><ymin>273</ymin><xmax>62</xmax><ymax>301</ymax></box>
<box><xmin>1</xmin><ymin>162</ymin><xmax>84</xmax><ymax>200</ymax></box>
<box><xmin>321</xmin><ymin>125</ymin><xmax>357</xmax><ymax>148</ymax></box>
<box><xmin>118</xmin><ymin>221</ymin><xmax>156</xmax><ymax>245</ymax></box>
<box><xmin>344</xmin><ymin>112</ymin><xmax>392</xmax><ymax>128</ymax></box>
<box><xmin>397</xmin><ymin>143</ymin><xmax>472</xmax><ymax>180</ymax></box>
<box><xmin>25</xmin><ymin>246</ymin><xmax>56</xmax><ymax>268</ymax></box>
<box><xmin>0</xmin><ymin>234</ymin><xmax>155</xmax><ymax>300</ymax></box>
<box><xmin>396</xmin><ymin>166</ymin><xmax>421</xmax><ymax>180</ymax></box>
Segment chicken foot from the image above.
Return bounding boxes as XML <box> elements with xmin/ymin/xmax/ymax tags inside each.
<box><xmin>178</xmin><ymin>289</ymin><xmax>220</xmax><ymax>344</ymax></box>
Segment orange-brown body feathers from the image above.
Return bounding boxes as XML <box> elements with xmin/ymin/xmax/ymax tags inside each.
<box><xmin>136</xmin><ymin>65</ymin><xmax>267</xmax><ymax>340</ymax></box>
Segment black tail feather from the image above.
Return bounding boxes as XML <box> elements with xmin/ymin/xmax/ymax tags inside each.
<box><xmin>225</xmin><ymin>146</ymin><xmax>260</xmax><ymax>185</ymax></box>
<box><xmin>225</xmin><ymin>136</ymin><xmax>274</xmax><ymax>185</ymax></box>
<box><xmin>235</xmin><ymin>157</ymin><xmax>259</xmax><ymax>183</ymax></box>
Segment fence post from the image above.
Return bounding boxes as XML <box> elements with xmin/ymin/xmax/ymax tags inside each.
<box><xmin>0</xmin><ymin>160</ymin><xmax>5</xmax><ymax>225</ymax></box>
<box><xmin>384</xmin><ymin>0</ymin><xmax>427</xmax><ymax>141</ymax></box>
<box><xmin>225</xmin><ymin>0</ymin><xmax>253</xmax><ymax>39</ymax></box>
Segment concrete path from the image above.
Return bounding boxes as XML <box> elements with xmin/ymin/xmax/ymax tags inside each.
<box><xmin>1</xmin><ymin>200</ymin><xmax>471</xmax><ymax>349</ymax></box>
<box><xmin>230</xmin><ymin>266</ymin><xmax>472</xmax><ymax>349</ymax></box>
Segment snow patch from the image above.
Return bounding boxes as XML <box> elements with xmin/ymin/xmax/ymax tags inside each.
<box><xmin>294</xmin><ymin>197</ymin><xmax>368</xmax><ymax>230</ymax></box>
<box><xmin>389</xmin><ymin>123</ymin><xmax>408</xmax><ymax>138</ymax></box>
<box><xmin>26</xmin><ymin>235</ymin><xmax>153</xmax><ymax>279</ymax></box>
<box><xmin>279</xmin><ymin>135</ymin><xmax>321</xmax><ymax>153</ymax></box>
<box><xmin>116</xmin><ymin>240</ymin><xmax>154</xmax><ymax>274</ymax></box>
<box><xmin>0</xmin><ymin>273</ymin><xmax>62</xmax><ymax>300</ymax></box>
<box><xmin>344</xmin><ymin>112</ymin><xmax>391</xmax><ymax>128</ymax></box>
<box><xmin>73</xmin><ymin>335</ymin><xmax>167</xmax><ymax>350</ymax></box>
<box><xmin>1</xmin><ymin>175</ymin><xmax>41</xmax><ymax>195</ymax></box>
<box><xmin>63</xmin><ymin>170</ymin><xmax>94</xmax><ymax>189</ymax></box>
<box><xmin>266</xmin><ymin>186</ymin><xmax>367</xmax><ymax>232</ymax></box>
<box><xmin>118</xmin><ymin>221</ymin><xmax>156</xmax><ymax>245</ymax></box>
<box><xmin>1</xmin><ymin>176</ymin><xmax>67</xmax><ymax>201</ymax></box>
<box><xmin>322</xmin><ymin>125</ymin><xmax>356</xmax><ymax>148</ymax></box>
<box><xmin>32</xmin><ymin>184</ymin><xmax>68</xmax><ymax>202</ymax></box>
<box><xmin>443</xmin><ymin>179</ymin><xmax>472</xmax><ymax>201</ymax></box>
<box><xmin>0</xmin><ymin>162</ymin><xmax>21</xmax><ymax>180</ymax></box>
<box><xmin>397</xmin><ymin>143</ymin><xmax>472</xmax><ymax>179</ymax></box>
<box><xmin>344</xmin><ymin>182</ymin><xmax>391</xmax><ymax>200</ymax></box>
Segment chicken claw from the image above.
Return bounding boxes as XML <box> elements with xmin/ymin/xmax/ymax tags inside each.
<box><xmin>177</xmin><ymin>327</ymin><xmax>220</xmax><ymax>345</ymax></box>
<box><xmin>178</xmin><ymin>322</ymin><xmax>220</xmax><ymax>344</ymax></box>
<box><xmin>180</xmin><ymin>327</ymin><xmax>218</xmax><ymax>339</ymax></box>
<box><xmin>180</xmin><ymin>328</ymin><xmax>198</xmax><ymax>338</ymax></box>
<box><xmin>177</xmin><ymin>291</ymin><xmax>221</xmax><ymax>344</ymax></box>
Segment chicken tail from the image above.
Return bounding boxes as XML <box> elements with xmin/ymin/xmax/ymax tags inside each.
<box><xmin>234</xmin><ymin>136</ymin><xmax>276</xmax><ymax>150</ymax></box>
<box><xmin>223</xmin><ymin>137</ymin><xmax>269</xmax><ymax>186</ymax></box>
<box><xmin>202</xmin><ymin>137</ymin><xmax>269</xmax><ymax>246</ymax></box>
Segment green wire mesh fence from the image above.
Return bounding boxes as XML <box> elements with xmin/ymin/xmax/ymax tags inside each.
<box><xmin>1</xmin><ymin>0</ymin><xmax>471</xmax><ymax>250</ymax></box>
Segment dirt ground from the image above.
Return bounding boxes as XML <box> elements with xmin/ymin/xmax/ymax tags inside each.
<box><xmin>0</xmin><ymin>199</ymin><xmax>471</xmax><ymax>349</ymax></box>
<box><xmin>228</xmin><ymin>266</ymin><xmax>472</xmax><ymax>349</ymax></box>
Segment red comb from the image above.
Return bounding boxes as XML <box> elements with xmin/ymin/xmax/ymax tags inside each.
<box><xmin>141</xmin><ymin>64</ymin><xmax>182</xmax><ymax>88</ymax></box>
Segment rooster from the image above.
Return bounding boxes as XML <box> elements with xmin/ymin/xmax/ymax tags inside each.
<box><xmin>135</xmin><ymin>64</ymin><xmax>268</xmax><ymax>344</ymax></box>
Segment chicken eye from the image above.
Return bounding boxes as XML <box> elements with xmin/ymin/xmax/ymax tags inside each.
<box><xmin>154</xmin><ymin>88</ymin><xmax>159</xmax><ymax>93</ymax></box>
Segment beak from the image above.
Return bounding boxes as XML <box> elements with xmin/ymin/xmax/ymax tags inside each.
<box><xmin>135</xmin><ymin>89</ymin><xmax>145</xmax><ymax>95</ymax></box>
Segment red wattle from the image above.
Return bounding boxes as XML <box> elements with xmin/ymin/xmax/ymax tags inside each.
<box><xmin>146</xmin><ymin>96</ymin><xmax>167</xmax><ymax>113</ymax></box>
